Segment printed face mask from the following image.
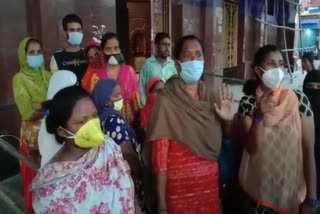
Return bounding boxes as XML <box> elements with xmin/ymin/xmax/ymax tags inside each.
<box><xmin>63</xmin><ymin>118</ymin><xmax>105</xmax><ymax>148</ymax></box>
<box><xmin>67</xmin><ymin>32</ymin><xmax>83</xmax><ymax>46</ymax></box>
<box><xmin>27</xmin><ymin>55</ymin><xmax>44</xmax><ymax>69</ymax></box>
<box><xmin>104</xmin><ymin>54</ymin><xmax>120</xmax><ymax>65</ymax></box>
<box><xmin>260</xmin><ymin>67</ymin><xmax>284</xmax><ymax>91</ymax></box>
<box><xmin>180</xmin><ymin>60</ymin><xmax>204</xmax><ymax>83</ymax></box>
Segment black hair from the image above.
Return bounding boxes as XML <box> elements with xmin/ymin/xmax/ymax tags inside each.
<box><xmin>251</xmin><ymin>44</ymin><xmax>280</xmax><ymax>69</ymax></box>
<box><xmin>154</xmin><ymin>32</ymin><xmax>170</xmax><ymax>45</ymax></box>
<box><xmin>100</xmin><ymin>32</ymin><xmax>118</xmax><ymax>49</ymax></box>
<box><xmin>302</xmin><ymin>52</ymin><xmax>315</xmax><ymax>70</ymax></box>
<box><xmin>62</xmin><ymin>14</ymin><xmax>83</xmax><ymax>31</ymax></box>
<box><xmin>25</xmin><ymin>38</ymin><xmax>42</xmax><ymax>52</ymax></box>
<box><xmin>85</xmin><ymin>45</ymin><xmax>100</xmax><ymax>57</ymax></box>
<box><xmin>45</xmin><ymin>86</ymin><xmax>91</xmax><ymax>144</ymax></box>
<box><xmin>243</xmin><ymin>44</ymin><xmax>281</xmax><ymax>95</ymax></box>
<box><xmin>174</xmin><ymin>35</ymin><xmax>203</xmax><ymax>60</ymax></box>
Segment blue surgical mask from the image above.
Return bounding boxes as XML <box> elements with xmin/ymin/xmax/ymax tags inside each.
<box><xmin>180</xmin><ymin>60</ymin><xmax>204</xmax><ymax>83</ymax></box>
<box><xmin>67</xmin><ymin>32</ymin><xmax>83</xmax><ymax>46</ymax></box>
<box><xmin>27</xmin><ymin>55</ymin><xmax>44</xmax><ymax>69</ymax></box>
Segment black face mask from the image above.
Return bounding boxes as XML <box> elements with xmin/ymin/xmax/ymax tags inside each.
<box><xmin>104</xmin><ymin>54</ymin><xmax>120</xmax><ymax>65</ymax></box>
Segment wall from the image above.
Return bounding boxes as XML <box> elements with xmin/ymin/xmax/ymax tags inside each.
<box><xmin>302</xmin><ymin>0</ymin><xmax>320</xmax><ymax>8</ymax></box>
<box><xmin>239</xmin><ymin>0</ymin><xmax>295</xmax><ymax>79</ymax></box>
<box><xmin>39</xmin><ymin>0</ymin><xmax>116</xmax><ymax>64</ymax></box>
<box><xmin>299</xmin><ymin>29</ymin><xmax>318</xmax><ymax>48</ymax></box>
<box><xmin>0</xmin><ymin>0</ymin><xmax>117</xmax><ymax>137</ymax></box>
<box><xmin>171</xmin><ymin>0</ymin><xmax>225</xmax><ymax>89</ymax></box>
<box><xmin>0</xmin><ymin>0</ymin><xmax>28</xmax><ymax>136</ymax></box>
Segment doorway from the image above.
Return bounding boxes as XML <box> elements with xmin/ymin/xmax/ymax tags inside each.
<box><xmin>127</xmin><ymin>0</ymin><xmax>151</xmax><ymax>72</ymax></box>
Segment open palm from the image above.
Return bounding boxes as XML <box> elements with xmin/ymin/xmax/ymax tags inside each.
<box><xmin>214</xmin><ymin>83</ymin><xmax>234</xmax><ymax>121</ymax></box>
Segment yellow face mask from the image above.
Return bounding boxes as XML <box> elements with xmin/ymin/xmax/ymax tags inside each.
<box><xmin>64</xmin><ymin>118</ymin><xmax>105</xmax><ymax>148</ymax></box>
<box><xmin>112</xmin><ymin>98</ymin><xmax>123</xmax><ymax>112</ymax></box>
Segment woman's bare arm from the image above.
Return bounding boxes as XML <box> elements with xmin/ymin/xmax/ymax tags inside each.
<box><xmin>241</xmin><ymin>115</ymin><xmax>264</xmax><ymax>154</ymax></box>
<box><xmin>120</xmin><ymin>141</ymin><xmax>141</xmax><ymax>179</ymax></box>
<box><xmin>301</xmin><ymin>116</ymin><xmax>317</xmax><ymax>199</ymax></box>
<box><xmin>156</xmin><ymin>171</ymin><xmax>168</xmax><ymax>213</ymax></box>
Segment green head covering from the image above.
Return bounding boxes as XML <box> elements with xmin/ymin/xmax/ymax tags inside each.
<box><xmin>13</xmin><ymin>37</ymin><xmax>51</xmax><ymax>120</ymax></box>
<box><xmin>17</xmin><ymin>37</ymin><xmax>50</xmax><ymax>87</ymax></box>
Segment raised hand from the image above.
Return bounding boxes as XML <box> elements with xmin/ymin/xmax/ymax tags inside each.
<box><xmin>257</xmin><ymin>91</ymin><xmax>277</xmax><ymax>115</ymax></box>
<box><xmin>214</xmin><ymin>83</ymin><xmax>234</xmax><ymax>121</ymax></box>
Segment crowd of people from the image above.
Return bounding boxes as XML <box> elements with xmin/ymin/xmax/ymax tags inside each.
<box><xmin>11</xmin><ymin>13</ymin><xmax>320</xmax><ymax>214</ymax></box>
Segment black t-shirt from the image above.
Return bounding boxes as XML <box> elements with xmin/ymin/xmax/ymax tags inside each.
<box><xmin>53</xmin><ymin>49</ymin><xmax>88</xmax><ymax>81</ymax></box>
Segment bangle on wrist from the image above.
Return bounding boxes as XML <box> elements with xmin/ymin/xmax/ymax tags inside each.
<box><xmin>304</xmin><ymin>198</ymin><xmax>320</xmax><ymax>207</ymax></box>
<box><xmin>253</xmin><ymin>108</ymin><xmax>264</xmax><ymax>123</ymax></box>
<box><xmin>253</xmin><ymin>115</ymin><xmax>264</xmax><ymax>123</ymax></box>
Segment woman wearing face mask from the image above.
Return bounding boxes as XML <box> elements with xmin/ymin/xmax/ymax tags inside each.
<box><xmin>32</xmin><ymin>86</ymin><xmax>134</xmax><ymax>214</ymax></box>
<box><xmin>81</xmin><ymin>40</ymin><xmax>105</xmax><ymax>92</ymax></box>
<box><xmin>132</xmin><ymin>77</ymin><xmax>164</xmax><ymax>147</ymax></box>
<box><xmin>12</xmin><ymin>37</ymin><xmax>51</xmax><ymax>214</ymax></box>
<box><xmin>91</xmin><ymin>79</ymin><xmax>146</xmax><ymax>213</ymax></box>
<box><xmin>238</xmin><ymin>45</ymin><xmax>317</xmax><ymax>214</ymax></box>
<box><xmin>133</xmin><ymin>77</ymin><xmax>164</xmax><ymax>213</ymax></box>
<box><xmin>88</xmin><ymin>32</ymin><xmax>140</xmax><ymax>123</ymax></box>
<box><xmin>139</xmin><ymin>77</ymin><xmax>164</xmax><ymax>128</ymax></box>
<box><xmin>302</xmin><ymin>52</ymin><xmax>320</xmax><ymax>204</ymax></box>
<box><xmin>145</xmin><ymin>35</ymin><xmax>234</xmax><ymax>214</ymax></box>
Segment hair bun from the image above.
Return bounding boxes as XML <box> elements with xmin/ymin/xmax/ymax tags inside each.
<box><xmin>42</xmin><ymin>100</ymin><xmax>52</xmax><ymax>110</ymax></box>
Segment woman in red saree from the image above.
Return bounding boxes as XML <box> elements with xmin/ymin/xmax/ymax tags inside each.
<box><xmin>145</xmin><ymin>35</ymin><xmax>234</xmax><ymax>214</ymax></box>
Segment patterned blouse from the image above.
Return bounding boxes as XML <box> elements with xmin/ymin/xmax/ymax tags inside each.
<box><xmin>238</xmin><ymin>90</ymin><xmax>313</xmax><ymax>119</ymax></box>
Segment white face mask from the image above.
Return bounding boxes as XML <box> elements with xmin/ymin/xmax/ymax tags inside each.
<box><xmin>108</xmin><ymin>55</ymin><xmax>119</xmax><ymax>65</ymax></box>
<box><xmin>260</xmin><ymin>67</ymin><xmax>284</xmax><ymax>91</ymax></box>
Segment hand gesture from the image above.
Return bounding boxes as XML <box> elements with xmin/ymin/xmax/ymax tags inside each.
<box><xmin>258</xmin><ymin>91</ymin><xmax>276</xmax><ymax>115</ymax></box>
<box><xmin>214</xmin><ymin>83</ymin><xmax>234</xmax><ymax>121</ymax></box>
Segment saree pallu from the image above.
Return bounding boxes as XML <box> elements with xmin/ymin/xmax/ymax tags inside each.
<box><xmin>32</xmin><ymin>138</ymin><xmax>135</xmax><ymax>214</ymax></box>
<box><xmin>21</xmin><ymin>120</ymin><xmax>41</xmax><ymax>163</ymax></box>
<box><xmin>20</xmin><ymin>140</ymin><xmax>35</xmax><ymax>214</ymax></box>
<box><xmin>239</xmin><ymin>111</ymin><xmax>305</xmax><ymax>214</ymax></box>
<box><xmin>81</xmin><ymin>66</ymin><xmax>95</xmax><ymax>92</ymax></box>
<box><xmin>20</xmin><ymin>120</ymin><xmax>41</xmax><ymax>214</ymax></box>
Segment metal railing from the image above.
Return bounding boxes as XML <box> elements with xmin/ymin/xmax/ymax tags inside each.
<box><xmin>0</xmin><ymin>138</ymin><xmax>38</xmax><ymax>171</ymax></box>
<box><xmin>0</xmin><ymin>103</ymin><xmax>16</xmax><ymax>112</ymax></box>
